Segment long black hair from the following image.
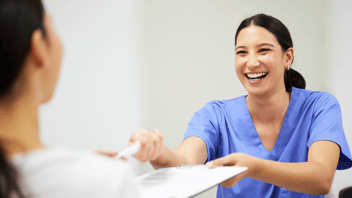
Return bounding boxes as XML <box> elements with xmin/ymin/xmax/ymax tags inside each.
<box><xmin>0</xmin><ymin>0</ymin><xmax>46</xmax><ymax>197</ymax></box>
<box><xmin>235</xmin><ymin>13</ymin><xmax>306</xmax><ymax>91</ymax></box>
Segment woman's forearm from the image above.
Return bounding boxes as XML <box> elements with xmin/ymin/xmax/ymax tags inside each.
<box><xmin>149</xmin><ymin>137</ymin><xmax>208</xmax><ymax>169</ymax></box>
<box><xmin>208</xmin><ymin>142</ymin><xmax>339</xmax><ymax>195</ymax></box>
<box><xmin>253</xmin><ymin>159</ymin><xmax>333</xmax><ymax>195</ymax></box>
<box><xmin>253</xmin><ymin>141</ymin><xmax>339</xmax><ymax>195</ymax></box>
<box><xmin>149</xmin><ymin>144</ymin><xmax>189</xmax><ymax>169</ymax></box>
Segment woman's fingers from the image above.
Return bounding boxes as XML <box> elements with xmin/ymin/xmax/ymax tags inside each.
<box><xmin>130</xmin><ymin>128</ymin><xmax>164</xmax><ymax>163</ymax></box>
<box><xmin>145</xmin><ymin>135</ymin><xmax>155</xmax><ymax>161</ymax></box>
<box><xmin>150</xmin><ymin>129</ymin><xmax>163</xmax><ymax>160</ymax></box>
<box><xmin>206</xmin><ymin>154</ymin><xmax>237</xmax><ymax>168</ymax></box>
<box><xmin>220</xmin><ymin>171</ymin><xmax>247</xmax><ymax>188</ymax></box>
<box><xmin>138</xmin><ymin>138</ymin><xmax>150</xmax><ymax>162</ymax></box>
<box><xmin>130</xmin><ymin>128</ymin><xmax>148</xmax><ymax>162</ymax></box>
<box><xmin>130</xmin><ymin>128</ymin><xmax>149</xmax><ymax>143</ymax></box>
<box><xmin>206</xmin><ymin>153</ymin><xmax>249</xmax><ymax>188</ymax></box>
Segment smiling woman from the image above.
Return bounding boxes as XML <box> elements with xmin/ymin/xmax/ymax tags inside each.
<box><xmin>234</xmin><ymin>14</ymin><xmax>305</xmax><ymax>96</ymax></box>
<box><xmin>128</xmin><ymin>13</ymin><xmax>352</xmax><ymax>198</ymax></box>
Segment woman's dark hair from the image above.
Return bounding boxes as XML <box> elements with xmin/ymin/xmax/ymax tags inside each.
<box><xmin>235</xmin><ymin>13</ymin><xmax>306</xmax><ymax>91</ymax></box>
<box><xmin>0</xmin><ymin>0</ymin><xmax>46</xmax><ymax>197</ymax></box>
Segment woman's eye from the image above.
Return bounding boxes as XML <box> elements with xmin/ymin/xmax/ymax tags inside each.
<box><xmin>259</xmin><ymin>48</ymin><xmax>270</xmax><ymax>53</ymax></box>
<box><xmin>236</xmin><ymin>51</ymin><xmax>246</xmax><ymax>54</ymax></box>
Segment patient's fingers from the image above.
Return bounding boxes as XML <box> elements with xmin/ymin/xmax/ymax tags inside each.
<box><xmin>89</xmin><ymin>148</ymin><xmax>119</xmax><ymax>158</ymax></box>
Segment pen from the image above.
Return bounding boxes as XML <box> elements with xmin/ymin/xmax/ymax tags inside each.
<box><xmin>116</xmin><ymin>143</ymin><xmax>141</xmax><ymax>158</ymax></box>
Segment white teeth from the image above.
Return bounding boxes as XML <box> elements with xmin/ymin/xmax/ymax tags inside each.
<box><xmin>246</xmin><ymin>73</ymin><xmax>267</xmax><ymax>79</ymax></box>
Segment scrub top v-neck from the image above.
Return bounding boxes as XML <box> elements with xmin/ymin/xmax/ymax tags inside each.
<box><xmin>243</xmin><ymin>92</ymin><xmax>294</xmax><ymax>156</ymax></box>
<box><xmin>184</xmin><ymin>87</ymin><xmax>352</xmax><ymax>198</ymax></box>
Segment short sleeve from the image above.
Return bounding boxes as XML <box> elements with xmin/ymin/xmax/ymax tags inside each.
<box><xmin>307</xmin><ymin>93</ymin><xmax>352</xmax><ymax>170</ymax></box>
<box><xmin>183</xmin><ymin>101</ymin><xmax>222</xmax><ymax>162</ymax></box>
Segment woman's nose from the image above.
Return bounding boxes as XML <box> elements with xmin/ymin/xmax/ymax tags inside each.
<box><xmin>246</xmin><ymin>54</ymin><xmax>260</xmax><ymax>69</ymax></box>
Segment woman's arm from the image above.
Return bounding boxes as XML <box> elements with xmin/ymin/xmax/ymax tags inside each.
<box><xmin>207</xmin><ymin>140</ymin><xmax>340</xmax><ymax>195</ymax></box>
<box><xmin>130</xmin><ymin>128</ymin><xmax>208</xmax><ymax>169</ymax></box>
<box><xmin>150</xmin><ymin>137</ymin><xmax>208</xmax><ymax>169</ymax></box>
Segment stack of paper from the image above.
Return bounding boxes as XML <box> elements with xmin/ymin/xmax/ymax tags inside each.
<box><xmin>134</xmin><ymin>165</ymin><xmax>247</xmax><ymax>198</ymax></box>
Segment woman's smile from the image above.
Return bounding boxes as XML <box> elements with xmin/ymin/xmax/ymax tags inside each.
<box><xmin>245</xmin><ymin>72</ymin><xmax>269</xmax><ymax>84</ymax></box>
<box><xmin>245</xmin><ymin>72</ymin><xmax>268</xmax><ymax>80</ymax></box>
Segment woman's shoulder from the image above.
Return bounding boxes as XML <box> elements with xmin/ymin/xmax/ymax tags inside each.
<box><xmin>204</xmin><ymin>96</ymin><xmax>246</xmax><ymax>110</ymax></box>
<box><xmin>13</xmin><ymin>147</ymin><xmax>138</xmax><ymax>198</ymax></box>
<box><xmin>195</xmin><ymin>96</ymin><xmax>246</xmax><ymax>118</ymax></box>
<box><xmin>292</xmin><ymin>87</ymin><xmax>339</xmax><ymax>106</ymax></box>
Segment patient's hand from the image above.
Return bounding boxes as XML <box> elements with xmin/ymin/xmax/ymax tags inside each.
<box><xmin>88</xmin><ymin>148</ymin><xmax>128</xmax><ymax>161</ymax></box>
<box><xmin>129</xmin><ymin>128</ymin><xmax>164</xmax><ymax>163</ymax></box>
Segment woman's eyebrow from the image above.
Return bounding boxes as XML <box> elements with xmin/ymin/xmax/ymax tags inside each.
<box><xmin>235</xmin><ymin>43</ymin><xmax>274</xmax><ymax>51</ymax></box>
<box><xmin>235</xmin><ymin>46</ymin><xmax>246</xmax><ymax>51</ymax></box>
<box><xmin>257</xmin><ymin>43</ymin><xmax>274</xmax><ymax>47</ymax></box>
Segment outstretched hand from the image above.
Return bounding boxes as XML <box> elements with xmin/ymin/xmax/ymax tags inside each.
<box><xmin>206</xmin><ymin>153</ymin><xmax>260</xmax><ymax>188</ymax></box>
<box><xmin>129</xmin><ymin>128</ymin><xmax>164</xmax><ymax>163</ymax></box>
<box><xmin>88</xmin><ymin>148</ymin><xmax>128</xmax><ymax>161</ymax></box>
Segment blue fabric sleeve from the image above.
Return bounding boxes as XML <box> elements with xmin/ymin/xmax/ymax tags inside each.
<box><xmin>183</xmin><ymin>101</ymin><xmax>221</xmax><ymax>162</ymax></box>
<box><xmin>307</xmin><ymin>93</ymin><xmax>352</xmax><ymax>170</ymax></box>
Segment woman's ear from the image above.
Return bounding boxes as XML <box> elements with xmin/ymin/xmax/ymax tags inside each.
<box><xmin>28</xmin><ymin>29</ymin><xmax>49</xmax><ymax>69</ymax></box>
<box><xmin>284</xmin><ymin>47</ymin><xmax>294</xmax><ymax>69</ymax></box>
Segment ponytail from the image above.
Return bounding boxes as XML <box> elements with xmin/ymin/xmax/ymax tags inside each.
<box><xmin>284</xmin><ymin>68</ymin><xmax>306</xmax><ymax>91</ymax></box>
<box><xmin>0</xmin><ymin>145</ymin><xmax>25</xmax><ymax>198</ymax></box>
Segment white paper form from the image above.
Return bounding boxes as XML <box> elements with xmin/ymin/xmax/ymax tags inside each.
<box><xmin>134</xmin><ymin>165</ymin><xmax>247</xmax><ymax>198</ymax></box>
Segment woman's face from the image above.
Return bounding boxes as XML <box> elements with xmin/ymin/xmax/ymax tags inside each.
<box><xmin>41</xmin><ymin>13</ymin><xmax>64</xmax><ymax>103</ymax></box>
<box><xmin>235</xmin><ymin>25</ymin><xmax>291</xmax><ymax>97</ymax></box>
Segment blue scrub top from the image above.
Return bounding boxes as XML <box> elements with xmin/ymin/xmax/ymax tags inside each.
<box><xmin>184</xmin><ymin>87</ymin><xmax>352</xmax><ymax>198</ymax></box>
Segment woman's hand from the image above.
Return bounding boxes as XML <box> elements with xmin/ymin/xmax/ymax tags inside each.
<box><xmin>206</xmin><ymin>153</ymin><xmax>260</xmax><ymax>188</ymax></box>
<box><xmin>129</xmin><ymin>128</ymin><xmax>164</xmax><ymax>163</ymax></box>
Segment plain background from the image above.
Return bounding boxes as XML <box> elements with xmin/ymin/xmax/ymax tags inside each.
<box><xmin>41</xmin><ymin>0</ymin><xmax>141</xmax><ymax>172</ymax></box>
<box><xmin>41</xmin><ymin>0</ymin><xmax>352</xmax><ymax>197</ymax></box>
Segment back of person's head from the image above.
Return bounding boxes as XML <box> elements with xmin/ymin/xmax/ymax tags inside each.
<box><xmin>0</xmin><ymin>0</ymin><xmax>46</xmax><ymax>96</ymax></box>
<box><xmin>0</xmin><ymin>0</ymin><xmax>45</xmax><ymax>197</ymax></box>
<box><xmin>235</xmin><ymin>13</ymin><xmax>306</xmax><ymax>91</ymax></box>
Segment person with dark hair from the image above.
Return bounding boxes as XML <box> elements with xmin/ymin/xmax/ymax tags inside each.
<box><xmin>129</xmin><ymin>13</ymin><xmax>352</xmax><ymax>197</ymax></box>
<box><xmin>0</xmin><ymin>0</ymin><xmax>138</xmax><ymax>197</ymax></box>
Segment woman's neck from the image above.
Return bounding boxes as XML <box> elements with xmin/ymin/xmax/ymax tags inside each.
<box><xmin>0</xmin><ymin>92</ymin><xmax>44</xmax><ymax>157</ymax></box>
<box><xmin>246</xmin><ymin>88</ymin><xmax>291</xmax><ymax>124</ymax></box>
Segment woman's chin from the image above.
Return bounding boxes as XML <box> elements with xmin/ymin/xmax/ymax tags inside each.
<box><xmin>245</xmin><ymin>86</ymin><xmax>269</xmax><ymax>97</ymax></box>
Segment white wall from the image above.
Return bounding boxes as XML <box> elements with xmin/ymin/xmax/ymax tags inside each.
<box><xmin>137</xmin><ymin>0</ymin><xmax>344</xmax><ymax>197</ymax></box>
<box><xmin>325</xmin><ymin>1</ymin><xmax>352</xmax><ymax>197</ymax></box>
<box><xmin>40</xmin><ymin>0</ymin><xmax>140</xmax><ymax>173</ymax></box>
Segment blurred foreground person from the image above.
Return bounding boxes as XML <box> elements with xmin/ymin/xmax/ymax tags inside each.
<box><xmin>0</xmin><ymin>0</ymin><xmax>138</xmax><ymax>197</ymax></box>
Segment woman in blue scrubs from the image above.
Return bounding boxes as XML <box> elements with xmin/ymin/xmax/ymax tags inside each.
<box><xmin>130</xmin><ymin>14</ymin><xmax>352</xmax><ymax>197</ymax></box>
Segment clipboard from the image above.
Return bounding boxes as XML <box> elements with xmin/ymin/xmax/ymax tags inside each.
<box><xmin>134</xmin><ymin>165</ymin><xmax>247</xmax><ymax>198</ymax></box>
